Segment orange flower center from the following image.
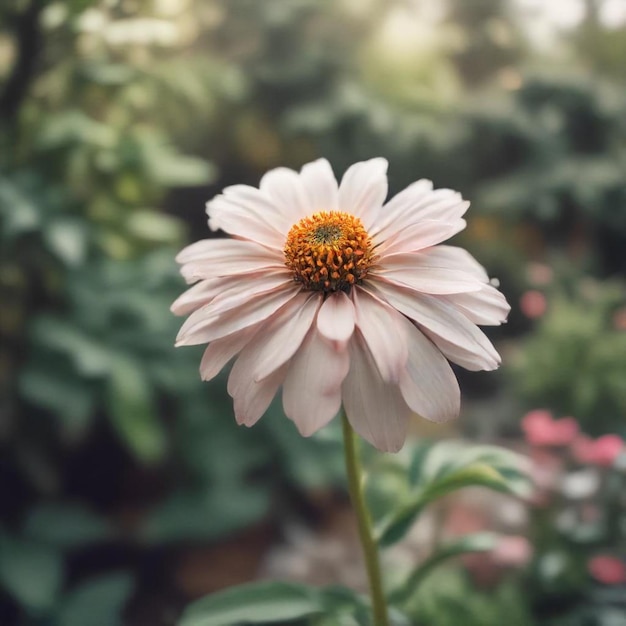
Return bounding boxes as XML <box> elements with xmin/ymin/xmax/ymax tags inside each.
<box><xmin>284</xmin><ymin>211</ymin><xmax>375</xmax><ymax>292</ymax></box>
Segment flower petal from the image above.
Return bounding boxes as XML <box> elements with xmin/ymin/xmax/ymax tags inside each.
<box><xmin>260</xmin><ymin>166</ymin><xmax>312</xmax><ymax>221</ymax></box>
<box><xmin>199</xmin><ymin>324</ymin><xmax>261</xmax><ymax>381</ymax></box>
<box><xmin>207</xmin><ymin>193</ymin><xmax>286</xmax><ymax>250</ymax></box>
<box><xmin>374</xmin><ymin>218</ymin><xmax>466</xmax><ymax>256</ymax></box>
<box><xmin>282</xmin><ymin>328</ymin><xmax>349</xmax><ymax>437</ymax></box>
<box><xmin>206</xmin><ymin>271</ymin><xmax>293</xmax><ymax>315</ymax></box>
<box><xmin>316</xmin><ymin>291</ymin><xmax>355</xmax><ymax>345</ymax></box>
<box><xmin>176</xmin><ymin>283</ymin><xmax>301</xmax><ymax>346</ymax></box>
<box><xmin>342</xmin><ymin>332</ymin><xmax>410</xmax><ymax>452</ymax></box>
<box><xmin>231</xmin><ymin>363</ymin><xmax>289</xmax><ymax>427</ymax></box>
<box><xmin>372</xmin><ymin>265</ymin><xmax>482</xmax><ymax>295</ymax></box>
<box><xmin>171</xmin><ymin>278</ymin><xmax>228</xmax><ymax>316</ymax></box>
<box><xmin>397</xmin><ymin>315</ymin><xmax>460</xmax><ymax>422</ymax></box>
<box><xmin>299</xmin><ymin>158</ymin><xmax>338</xmax><ymax>213</ymax></box>
<box><xmin>373</xmin><ymin>185</ymin><xmax>469</xmax><ymax>241</ymax></box>
<box><xmin>366</xmin><ymin>280</ymin><xmax>501</xmax><ymax>371</ymax></box>
<box><xmin>352</xmin><ymin>288</ymin><xmax>408</xmax><ymax>383</ymax></box>
<box><xmin>250</xmin><ymin>292</ymin><xmax>321</xmax><ymax>381</ymax></box>
<box><xmin>441</xmin><ymin>285</ymin><xmax>511</xmax><ymax>326</ymax></box>
<box><xmin>338</xmin><ymin>158</ymin><xmax>388</xmax><ymax>229</ymax></box>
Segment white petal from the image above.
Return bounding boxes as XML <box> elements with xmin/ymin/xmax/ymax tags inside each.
<box><xmin>366</xmin><ymin>281</ymin><xmax>501</xmax><ymax>371</ymax></box>
<box><xmin>250</xmin><ymin>292</ymin><xmax>321</xmax><ymax>381</ymax></box>
<box><xmin>342</xmin><ymin>332</ymin><xmax>410</xmax><ymax>453</ymax></box>
<box><xmin>374</xmin><ymin>219</ymin><xmax>467</xmax><ymax>256</ymax></box>
<box><xmin>199</xmin><ymin>324</ymin><xmax>261</xmax><ymax>381</ymax></box>
<box><xmin>282</xmin><ymin>328</ymin><xmax>349</xmax><ymax>437</ymax></box>
<box><xmin>316</xmin><ymin>291</ymin><xmax>355</xmax><ymax>345</ymax></box>
<box><xmin>176</xmin><ymin>238</ymin><xmax>280</xmax><ymax>264</ymax></box>
<box><xmin>260</xmin><ymin>166</ymin><xmax>312</xmax><ymax>221</ymax></box>
<box><xmin>397</xmin><ymin>316</ymin><xmax>460</xmax><ymax>422</ymax></box>
<box><xmin>222</xmin><ymin>184</ymin><xmax>293</xmax><ymax>230</ymax></box>
<box><xmin>441</xmin><ymin>285</ymin><xmax>510</xmax><ymax>326</ymax></box>
<box><xmin>415</xmin><ymin>246</ymin><xmax>490</xmax><ymax>282</ymax></box>
<box><xmin>176</xmin><ymin>283</ymin><xmax>300</xmax><ymax>346</ymax></box>
<box><xmin>371</xmin><ymin>179</ymin><xmax>434</xmax><ymax>236</ymax></box>
<box><xmin>231</xmin><ymin>363</ymin><xmax>288</xmax><ymax>427</ymax></box>
<box><xmin>206</xmin><ymin>271</ymin><xmax>293</xmax><ymax>316</ymax></box>
<box><xmin>299</xmin><ymin>158</ymin><xmax>338</xmax><ymax>213</ymax></box>
<box><xmin>372</xmin><ymin>266</ymin><xmax>482</xmax><ymax>295</ymax></box>
<box><xmin>170</xmin><ymin>278</ymin><xmax>228</xmax><ymax>316</ymax></box>
<box><xmin>373</xmin><ymin>185</ymin><xmax>469</xmax><ymax>241</ymax></box>
<box><xmin>338</xmin><ymin>158</ymin><xmax>388</xmax><ymax>229</ymax></box>
<box><xmin>206</xmin><ymin>195</ymin><xmax>286</xmax><ymax>250</ymax></box>
<box><xmin>352</xmin><ymin>288</ymin><xmax>408</xmax><ymax>383</ymax></box>
<box><xmin>180</xmin><ymin>257</ymin><xmax>287</xmax><ymax>283</ymax></box>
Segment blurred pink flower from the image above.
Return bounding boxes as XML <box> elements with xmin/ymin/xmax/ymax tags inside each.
<box><xmin>613</xmin><ymin>307</ymin><xmax>626</xmax><ymax>331</ymax></box>
<box><xmin>492</xmin><ymin>535</ymin><xmax>533</xmax><ymax>567</ymax></box>
<box><xmin>573</xmin><ymin>434</ymin><xmax>624</xmax><ymax>467</ymax></box>
<box><xmin>521</xmin><ymin>410</ymin><xmax>579</xmax><ymax>447</ymax></box>
<box><xmin>172</xmin><ymin>158</ymin><xmax>510</xmax><ymax>451</ymax></box>
<box><xmin>526</xmin><ymin>262</ymin><xmax>553</xmax><ymax>286</ymax></box>
<box><xmin>519</xmin><ymin>290</ymin><xmax>547</xmax><ymax>319</ymax></box>
<box><xmin>588</xmin><ymin>555</ymin><xmax>626</xmax><ymax>585</ymax></box>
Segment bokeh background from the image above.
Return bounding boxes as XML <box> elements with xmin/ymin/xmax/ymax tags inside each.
<box><xmin>2</xmin><ymin>0</ymin><xmax>626</xmax><ymax>624</ymax></box>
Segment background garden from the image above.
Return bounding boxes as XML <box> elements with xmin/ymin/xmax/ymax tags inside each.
<box><xmin>1</xmin><ymin>0</ymin><xmax>626</xmax><ymax>624</ymax></box>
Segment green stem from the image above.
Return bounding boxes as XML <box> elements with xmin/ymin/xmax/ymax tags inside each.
<box><xmin>341</xmin><ymin>411</ymin><xmax>390</xmax><ymax>626</ymax></box>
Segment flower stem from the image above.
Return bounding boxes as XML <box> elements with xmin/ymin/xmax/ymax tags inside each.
<box><xmin>341</xmin><ymin>411</ymin><xmax>390</xmax><ymax>626</ymax></box>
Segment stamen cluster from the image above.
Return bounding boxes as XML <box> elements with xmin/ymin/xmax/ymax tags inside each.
<box><xmin>284</xmin><ymin>211</ymin><xmax>375</xmax><ymax>292</ymax></box>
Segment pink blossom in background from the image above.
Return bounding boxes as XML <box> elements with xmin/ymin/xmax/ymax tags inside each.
<box><xmin>573</xmin><ymin>434</ymin><xmax>624</xmax><ymax>467</ymax></box>
<box><xmin>526</xmin><ymin>262</ymin><xmax>553</xmax><ymax>286</ymax></box>
<box><xmin>519</xmin><ymin>290</ymin><xmax>547</xmax><ymax>319</ymax></box>
<box><xmin>613</xmin><ymin>307</ymin><xmax>626</xmax><ymax>331</ymax></box>
<box><xmin>521</xmin><ymin>410</ymin><xmax>579</xmax><ymax>447</ymax></box>
<box><xmin>588</xmin><ymin>555</ymin><xmax>626</xmax><ymax>585</ymax></box>
<box><xmin>492</xmin><ymin>535</ymin><xmax>533</xmax><ymax>567</ymax></box>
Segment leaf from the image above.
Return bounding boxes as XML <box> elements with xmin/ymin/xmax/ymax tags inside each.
<box><xmin>107</xmin><ymin>357</ymin><xmax>166</xmax><ymax>464</ymax></box>
<box><xmin>24</xmin><ymin>503</ymin><xmax>112</xmax><ymax>548</ymax></box>
<box><xmin>141</xmin><ymin>485</ymin><xmax>270</xmax><ymax>543</ymax></box>
<box><xmin>44</xmin><ymin>218</ymin><xmax>88</xmax><ymax>265</ymax></box>
<box><xmin>390</xmin><ymin>533</ymin><xmax>498</xmax><ymax>604</ymax></box>
<box><xmin>0</xmin><ymin>532</ymin><xmax>63</xmax><ymax>612</ymax></box>
<box><xmin>56</xmin><ymin>572</ymin><xmax>134</xmax><ymax>626</ymax></box>
<box><xmin>179</xmin><ymin>582</ymin><xmax>326</xmax><ymax>626</ymax></box>
<box><xmin>376</xmin><ymin>443</ymin><xmax>531</xmax><ymax>548</ymax></box>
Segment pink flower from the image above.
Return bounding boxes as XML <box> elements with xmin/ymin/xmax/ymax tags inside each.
<box><xmin>492</xmin><ymin>535</ymin><xmax>533</xmax><ymax>567</ymax></box>
<box><xmin>519</xmin><ymin>290</ymin><xmax>547</xmax><ymax>319</ymax></box>
<box><xmin>588</xmin><ymin>555</ymin><xmax>626</xmax><ymax>585</ymax></box>
<box><xmin>573</xmin><ymin>435</ymin><xmax>624</xmax><ymax>467</ymax></box>
<box><xmin>172</xmin><ymin>159</ymin><xmax>509</xmax><ymax>451</ymax></box>
<box><xmin>526</xmin><ymin>262</ymin><xmax>553</xmax><ymax>286</ymax></box>
<box><xmin>613</xmin><ymin>307</ymin><xmax>626</xmax><ymax>331</ymax></box>
<box><xmin>521</xmin><ymin>410</ymin><xmax>579</xmax><ymax>447</ymax></box>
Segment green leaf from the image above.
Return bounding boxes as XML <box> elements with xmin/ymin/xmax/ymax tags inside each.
<box><xmin>142</xmin><ymin>485</ymin><xmax>270</xmax><ymax>543</ymax></box>
<box><xmin>376</xmin><ymin>444</ymin><xmax>530</xmax><ymax>548</ymax></box>
<box><xmin>44</xmin><ymin>218</ymin><xmax>88</xmax><ymax>265</ymax></box>
<box><xmin>24</xmin><ymin>503</ymin><xmax>112</xmax><ymax>548</ymax></box>
<box><xmin>179</xmin><ymin>581</ymin><xmax>326</xmax><ymax>626</ymax></box>
<box><xmin>390</xmin><ymin>533</ymin><xmax>498</xmax><ymax>604</ymax></box>
<box><xmin>0</xmin><ymin>532</ymin><xmax>63</xmax><ymax>612</ymax></box>
<box><xmin>107</xmin><ymin>357</ymin><xmax>166</xmax><ymax>463</ymax></box>
<box><xmin>56</xmin><ymin>572</ymin><xmax>134</xmax><ymax>626</ymax></box>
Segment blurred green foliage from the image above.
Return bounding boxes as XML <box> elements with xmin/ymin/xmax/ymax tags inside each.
<box><xmin>1</xmin><ymin>0</ymin><xmax>626</xmax><ymax>624</ymax></box>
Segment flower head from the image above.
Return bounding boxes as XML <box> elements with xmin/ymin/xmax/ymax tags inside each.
<box><xmin>573</xmin><ymin>434</ymin><xmax>624</xmax><ymax>467</ymax></box>
<box><xmin>521</xmin><ymin>410</ymin><xmax>579</xmax><ymax>447</ymax></box>
<box><xmin>172</xmin><ymin>158</ymin><xmax>509</xmax><ymax>451</ymax></box>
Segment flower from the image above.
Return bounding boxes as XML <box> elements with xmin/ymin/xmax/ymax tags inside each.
<box><xmin>588</xmin><ymin>555</ymin><xmax>626</xmax><ymax>585</ymax></box>
<box><xmin>172</xmin><ymin>158</ymin><xmax>509</xmax><ymax>451</ymax></box>
<box><xmin>521</xmin><ymin>410</ymin><xmax>579</xmax><ymax>447</ymax></box>
<box><xmin>519</xmin><ymin>290</ymin><xmax>547</xmax><ymax>319</ymax></box>
<box><xmin>572</xmin><ymin>434</ymin><xmax>624</xmax><ymax>467</ymax></box>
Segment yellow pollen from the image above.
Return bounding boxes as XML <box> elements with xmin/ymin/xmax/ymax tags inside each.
<box><xmin>284</xmin><ymin>211</ymin><xmax>375</xmax><ymax>292</ymax></box>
